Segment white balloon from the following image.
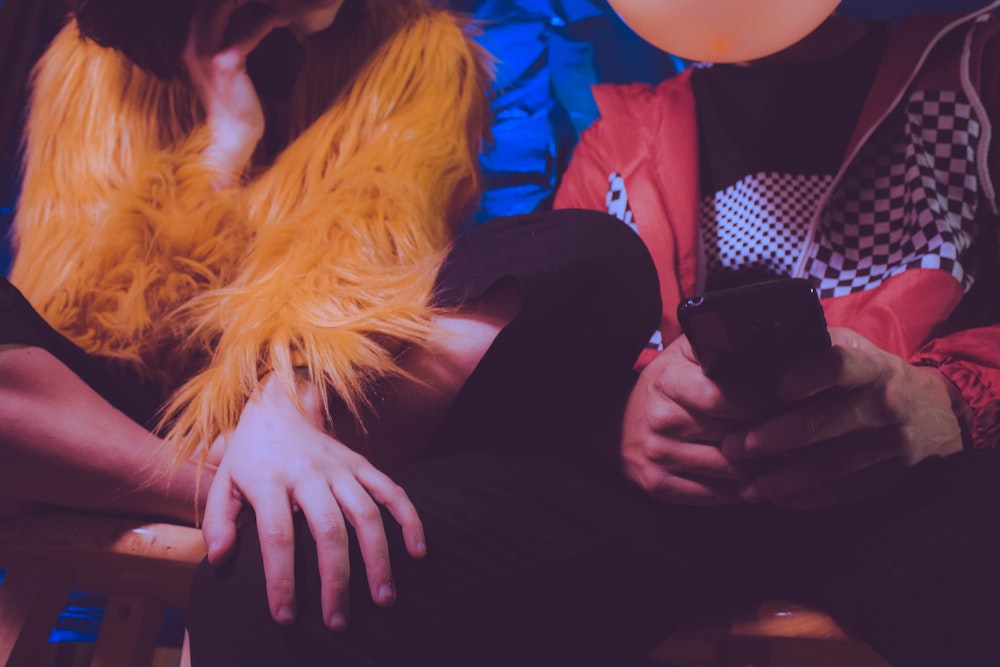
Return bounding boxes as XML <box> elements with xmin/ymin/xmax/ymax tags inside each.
<box><xmin>608</xmin><ymin>0</ymin><xmax>842</xmax><ymax>63</ymax></box>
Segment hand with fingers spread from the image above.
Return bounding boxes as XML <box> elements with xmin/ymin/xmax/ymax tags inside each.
<box><xmin>182</xmin><ymin>0</ymin><xmax>290</xmax><ymax>187</ymax></box>
<box><xmin>721</xmin><ymin>327</ymin><xmax>967</xmax><ymax>509</ymax></box>
<box><xmin>203</xmin><ymin>372</ymin><xmax>427</xmax><ymax>630</ymax></box>
<box><xmin>621</xmin><ymin>334</ymin><xmax>757</xmax><ymax>505</ymax></box>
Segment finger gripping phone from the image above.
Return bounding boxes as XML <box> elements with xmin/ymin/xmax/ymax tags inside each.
<box><xmin>677</xmin><ymin>278</ymin><xmax>831</xmax><ymax>387</ymax></box>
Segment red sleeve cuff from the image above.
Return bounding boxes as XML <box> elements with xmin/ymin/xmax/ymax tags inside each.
<box><xmin>913</xmin><ymin>356</ymin><xmax>1000</xmax><ymax>450</ymax></box>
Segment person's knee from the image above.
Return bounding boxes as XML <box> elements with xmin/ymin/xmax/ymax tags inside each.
<box><xmin>547</xmin><ymin>209</ymin><xmax>661</xmax><ymax>331</ymax></box>
<box><xmin>817</xmin><ymin>450</ymin><xmax>1000</xmax><ymax>667</ymax></box>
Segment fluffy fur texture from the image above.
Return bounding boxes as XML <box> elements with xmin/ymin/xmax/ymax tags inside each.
<box><xmin>10</xmin><ymin>0</ymin><xmax>491</xmax><ymax>461</ymax></box>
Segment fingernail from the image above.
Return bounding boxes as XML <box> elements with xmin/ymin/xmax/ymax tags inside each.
<box><xmin>378</xmin><ymin>581</ymin><xmax>395</xmax><ymax>603</ymax></box>
<box><xmin>327</xmin><ymin>613</ymin><xmax>347</xmax><ymax>631</ymax></box>
<box><xmin>276</xmin><ymin>606</ymin><xmax>295</xmax><ymax>624</ymax></box>
<box><xmin>416</xmin><ymin>539</ymin><xmax>427</xmax><ymax>555</ymax></box>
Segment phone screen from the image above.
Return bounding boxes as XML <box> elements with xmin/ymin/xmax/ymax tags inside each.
<box><xmin>677</xmin><ymin>278</ymin><xmax>831</xmax><ymax>386</ymax></box>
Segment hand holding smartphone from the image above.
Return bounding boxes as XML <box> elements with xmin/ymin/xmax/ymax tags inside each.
<box><xmin>677</xmin><ymin>278</ymin><xmax>831</xmax><ymax>389</ymax></box>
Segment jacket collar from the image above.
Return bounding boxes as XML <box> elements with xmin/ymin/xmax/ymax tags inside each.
<box><xmin>846</xmin><ymin>1</ymin><xmax>1000</xmax><ymax>158</ymax></box>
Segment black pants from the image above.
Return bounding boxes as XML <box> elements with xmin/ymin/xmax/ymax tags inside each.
<box><xmin>5</xmin><ymin>211</ymin><xmax>1000</xmax><ymax>667</ymax></box>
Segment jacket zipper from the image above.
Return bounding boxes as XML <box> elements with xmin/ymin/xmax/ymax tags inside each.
<box><xmin>792</xmin><ymin>1</ymin><xmax>1000</xmax><ymax>279</ymax></box>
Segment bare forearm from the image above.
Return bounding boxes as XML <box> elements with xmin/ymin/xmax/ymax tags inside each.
<box><xmin>0</xmin><ymin>345</ymin><xmax>211</xmax><ymax>524</ymax></box>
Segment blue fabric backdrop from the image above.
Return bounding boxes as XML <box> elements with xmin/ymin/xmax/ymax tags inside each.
<box><xmin>448</xmin><ymin>0</ymin><xmax>680</xmax><ymax>229</ymax></box>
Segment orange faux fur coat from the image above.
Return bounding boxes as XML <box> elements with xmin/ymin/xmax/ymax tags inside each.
<box><xmin>9</xmin><ymin>2</ymin><xmax>490</xmax><ymax>459</ymax></box>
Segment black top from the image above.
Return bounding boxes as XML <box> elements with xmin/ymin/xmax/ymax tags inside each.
<box><xmin>692</xmin><ymin>21</ymin><xmax>890</xmax><ymax>199</ymax></box>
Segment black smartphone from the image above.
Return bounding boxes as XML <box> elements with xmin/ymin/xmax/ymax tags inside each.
<box><xmin>677</xmin><ymin>278</ymin><xmax>831</xmax><ymax>387</ymax></box>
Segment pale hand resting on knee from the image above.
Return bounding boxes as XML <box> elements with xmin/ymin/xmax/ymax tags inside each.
<box><xmin>202</xmin><ymin>286</ymin><xmax>519</xmax><ymax>630</ymax></box>
<box><xmin>202</xmin><ymin>369</ymin><xmax>427</xmax><ymax>631</ymax></box>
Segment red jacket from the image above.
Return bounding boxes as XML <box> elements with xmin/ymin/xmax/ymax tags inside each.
<box><xmin>555</xmin><ymin>3</ymin><xmax>1000</xmax><ymax>448</ymax></box>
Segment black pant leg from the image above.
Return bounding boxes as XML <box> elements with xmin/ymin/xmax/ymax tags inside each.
<box><xmin>185</xmin><ymin>210</ymin><xmax>678</xmax><ymax>666</ymax></box>
<box><xmin>430</xmin><ymin>208</ymin><xmax>662</xmax><ymax>460</ymax></box>
<box><xmin>186</xmin><ymin>452</ymin><xmax>697</xmax><ymax>667</ymax></box>
<box><xmin>810</xmin><ymin>448</ymin><xmax>1000</xmax><ymax>667</ymax></box>
<box><xmin>675</xmin><ymin>449</ymin><xmax>1000</xmax><ymax>667</ymax></box>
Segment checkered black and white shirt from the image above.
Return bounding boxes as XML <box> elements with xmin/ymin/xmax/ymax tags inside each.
<box><xmin>603</xmin><ymin>24</ymin><xmax>985</xmax><ymax>301</ymax></box>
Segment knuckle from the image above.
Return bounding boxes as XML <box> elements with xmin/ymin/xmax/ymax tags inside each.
<box><xmin>389</xmin><ymin>481</ymin><xmax>409</xmax><ymax>499</ymax></box>
<box><xmin>689</xmin><ymin>381</ymin><xmax>720</xmax><ymax>409</ymax></box>
<box><xmin>629</xmin><ymin>461</ymin><xmax>672</xmax><ymax>494</ymax></box>
<box><xmin>380</xmin><ymin>482</ymin><xmax>408</xmax><ymax>504</ymax></box>
<box><xmin>650</xmin><ymin>372</ymin><xmax>687</xmax><ymax>406</ymax></box>
<box><xmin>366</xmin><ymin>550</ymin><xmax>392</xmax><ymax>573</ymax></box>
<box><xmin>644</xmin><ymin>400</ymin><xmax>676</xmax><ymax>430</ymax></box>
<box><xmin>623</xmin><ymin>433</ymin><xmax>656</xmax><ymax>461</ymax></box>
<box><xmin>650</xmin><ymin>372</ymin><xmax>672</xmax><ymax>397</ymax></box>
<box><xmin>324</xmin><ymin>574</ymin><xmax>350</xmax><ymax>594</ymax></box>
<box><xmin>261</xmin><ymin>526</ymin><xmax>295</xmax><ymax>549</ymax></box>
<box><xmin>344</xmin><ymin>449</ymin><xmax>371</xmax><ymax>469</ymax></box>
<box><xmin>354</xmin><ymin>504</ymin><xmax>382</xmax><ymax>525</ymax></box>
<box><xmin>286</xmin><ymin>459</ymin><xmax>318</xmax><ymax>479</ymax></box>
<box><xmin>314</xmin><ymin>518</ymin><xmax>347</xmax><ymax>543</ymax></box>
<box><xmin>879</xmin><ymin>383</ymin><xmax>908</xmax><ymax>422</ymax></box>
<box><xmin>268</xmin><ymin>574</ymin><xmax>296</xmax><ymax>597</ymax></box>
<box><xmin>633</xmin><ymin>473</ymin><xmax>658</xmax><ymax>494</ymax></box>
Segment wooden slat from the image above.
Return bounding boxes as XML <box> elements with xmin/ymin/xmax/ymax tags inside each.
<box><xmin>0</xmin><ymin>513</ymin><xmax>205</xmax><ymax>667</ymax></box>
<box><xmin>649</xmin><ymin>600</ymin><xmax>891</xmax><ymax>667</ymax></box>
<box><xmin>91</xmin><ymin>594</ymin><xmax>164</xmax><ymax>667</ymax></box>
<box><xmin>0</xmin><ymin>558</ymin><xmax>73</xmax><ymax>667</ymax></box>
<box><xmin>0</xmin><ymin>513</ymin><xmax>206</xmax><ymax>609</ymax></box>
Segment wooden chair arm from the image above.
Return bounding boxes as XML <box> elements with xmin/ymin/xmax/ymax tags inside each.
<box><xmin>0</xmin><ymin>512</ymin><xmax>206</xmax><ymax>609</ymax></box>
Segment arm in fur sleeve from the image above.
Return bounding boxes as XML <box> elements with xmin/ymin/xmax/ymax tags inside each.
<box><xmin>9</xmin><ymin>23</ymin><xmax>247</xmax><ymax>377</ymax></box>
<box><xmin>160</xmin><ymin>9</ymin><xmax>491</xmax><ymax>459</ymax></box>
